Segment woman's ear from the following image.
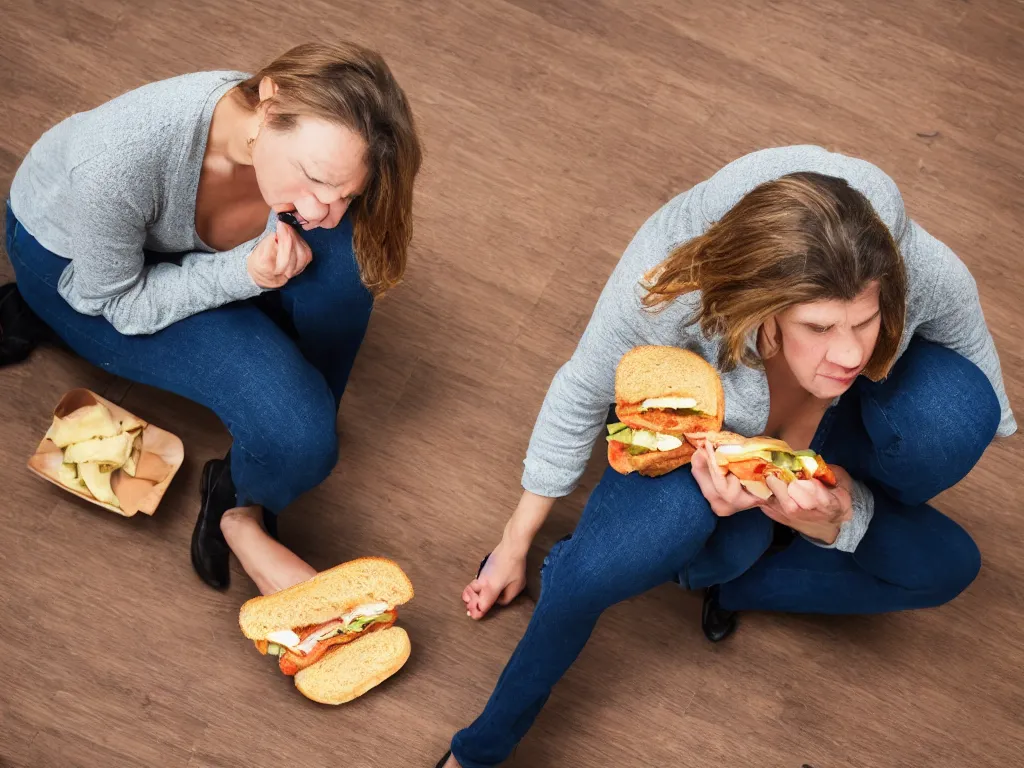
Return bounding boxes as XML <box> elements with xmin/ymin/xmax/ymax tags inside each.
<box><xmin>758</xmin><ymin>315</ymin><xmax>782</xmax><ymax>359</ymax></box>
<box><xmin>258</xmin><ymin>76</ymin><xmax>279</xmax><ymax>103</ymax></box>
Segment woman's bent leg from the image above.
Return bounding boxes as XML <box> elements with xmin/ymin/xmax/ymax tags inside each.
<box><xmin>8</xmin><ymin>214</ymin><xmax>337</xmax><ymax>590</ymax></box>
<box><xmin>719</xmin><ymin>497</ymin><xmax>981</xmax><ymax>613</ymax></box>
<box><xmin>273</xmin><ymin>214</ymin><xmax>374</xmax><ymax>407</ymax></box>
<box><xmin>451</xmin><ymin>466</ymin><xmax>717</xmax><ymax>768</ymax></box>
<box><xmin>719</xmin><ymin>337</ymin><xmax>993</xmax><ymax>614</ymax></box>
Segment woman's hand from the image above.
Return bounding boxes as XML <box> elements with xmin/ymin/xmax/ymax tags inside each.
<box><xmin>462</xmin><ymin>491</ymin><xmax>555</xmax><ymax>620</ymax></box>
<box><xmin>760</xmin><ymin>465</ymin><xmax>855</xmax><ymax>544</ymax></box>
<box><xmin>690</xmin><ymin>441</ymin><xmax>764</xmax><ymax>517</ymax></box>
<box><xmin>247</xmin><ymin>220</ymin><xmax>313</xmax><ymax>289</ymax></box>
<box><xmin>462</xmin><ymin>536</ymin><xmax>528</xmax><ymax>620</ymax></box>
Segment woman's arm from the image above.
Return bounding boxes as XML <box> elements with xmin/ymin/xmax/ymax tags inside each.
<box><xmin>501</xmin><ymin>491</ymin><xmax>557</xmax><ymax>556</ymax></box>
<box><xmin>58</xmin><ymin>163</ymin><xmax>268</xmax><ymax>336</ymax></box>
<box><xmin>464</xmin><ymin>210</ymin><xmax>689</xmax><ymax>618</ymax></box>
<box><xmin>521</xmin><ymin>218</ymin><xmax>680</xmax><ymax>498</ymax></box>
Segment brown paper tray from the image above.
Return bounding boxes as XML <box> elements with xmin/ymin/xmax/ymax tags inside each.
<box><xmin>27</xmin><ymin>388</ymin><xmax>184</xmax><ymax>517</ymax></box>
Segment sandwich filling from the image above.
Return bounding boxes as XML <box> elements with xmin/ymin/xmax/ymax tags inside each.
<box><xmin>637</xmin><ymin>396</ymin><xmax>703</xmax><ymax>415</ymax></box>
<box><xmin>257</xmin><ymin>601</ymin><xmax>398</xmax><ymax>676</ymax></box>
<box><xmin>714</xmin><ymin>443</ymin><xmax>822</xmax><ymax>479</ymax></box>
<box><xmin>685</xmin><ymin>434</ymin><xmax>837</xmax><ymax>488</ymax></box>
<box><xmin>606</xmin><ymin>422</ymin><xmax>687</xmax><ymax>455</ymax></box>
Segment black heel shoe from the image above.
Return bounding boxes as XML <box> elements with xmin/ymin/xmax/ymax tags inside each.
<box><xmin>190</xmin><ymin>457</ymin><xmax>236</xmax><ymax>590</ymax></box>
<box><xmin>434</xmin><ymin>750</ymin><xmax>452</xmax><ymax>768</ymax></box>
<box><xmin>701</xmin><ymin>585</ymin><xmax>738</xmax><ymax>643</ymax></box>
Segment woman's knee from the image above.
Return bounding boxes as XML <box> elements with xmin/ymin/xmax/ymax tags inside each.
<box><xmin>905</xmin><ymin>515</ymin><xmax>981</xmax><ymax>606</ymax></box>
<box><xmin>862</xmin><ymin>340</ymin><xmax>999</xmax><ymax>503</ymax></box>
<box><xmin>606</xmin><ymin>466</ymin><xmax>718</xmax><ymax>542</ymax></box>
<box><xmin>539</xmin><ymin>469</ymin><xmax>717</xmax><ymax>612</ymax></box>
<box><xmin>237</xmin><ymin>382</ymin><xmax>339</xmax><ymax>490</ymax></box>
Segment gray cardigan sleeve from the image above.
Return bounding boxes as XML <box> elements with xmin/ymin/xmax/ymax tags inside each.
<box><xmin>56</xmin><ymin>159</ymin><xmax>267</xmax><ymax>336</ymax></box>
<box><xmin>521</xmin><ymin>220</ymin><xmax>673</xmax><ymax>498</ymax></box>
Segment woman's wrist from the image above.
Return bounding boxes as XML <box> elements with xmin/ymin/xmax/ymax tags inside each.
<box><xmin>799</xmin><ymin>520</ymin><xmax>840</xmax><ymax>546</ymax></box>
<box><xmin>501</xmin><ymin>522</ymin><xmax>532</xmax><ymax>558</ymax></box>
<box><xmin>501</xmin><ymin>490</ymin><xmax>556</xmax><ymax>557</ymax></box>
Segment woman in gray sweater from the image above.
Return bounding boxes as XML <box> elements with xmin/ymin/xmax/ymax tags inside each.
<box><xmin>437</xmin><ymin>146</ymin><xmax>1015</xmax><ymax>768</ymax></box>
<box><xmin>3</xmin><ymin>42</ymin><xmax>422</xmax><ymax>593</ymax></box>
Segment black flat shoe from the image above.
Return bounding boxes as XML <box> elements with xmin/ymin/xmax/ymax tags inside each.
<box><xmin>701</xmin><ymin>585</ymin><xmax>738</xmax><ymax>643</ymax></box>
<box><xmin>434</xmin><ymin>750</ymin><xmax>452</xmax><ymax>768</ymax></box>
<box><xmin>0</xmin><ymin>283</ymin><xmax>52</xmax><ymax>367</ymax></box>
<box><xmin>190</xmin><ymin>457</ymin><xmax>236</xmax><ymax>590</ymax></box>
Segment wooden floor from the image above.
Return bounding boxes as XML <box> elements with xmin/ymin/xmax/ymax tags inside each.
<box><xmin>2</xmin><ymin>1</ymin><xmax>1023</xmax><ymax>766</ymax></box>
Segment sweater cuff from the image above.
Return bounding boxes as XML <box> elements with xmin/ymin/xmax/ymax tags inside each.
<box><xmin>521</xmin><ymin>457</ymin><xmax>576</xmax><ymax>499</ymax></box>
<box><xmin>220</xmin><ymin>241</ymin><xmax>266</xmax><ymax>301</ymax></box>
<box><xmin>802</xmin><ymin>478</ymin><xmax>874</xmax><ymax>553</ymax></box>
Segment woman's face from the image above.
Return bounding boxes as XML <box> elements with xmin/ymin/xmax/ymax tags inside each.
<box><xmin>249</xmin><ymin>81</ymin><xmax>370</xmax><ymax>230</ymax></box>
<box><xmin>775</xmin><ymin>281</ymin><xmax>882</xmax><ymax>399</ymax></box>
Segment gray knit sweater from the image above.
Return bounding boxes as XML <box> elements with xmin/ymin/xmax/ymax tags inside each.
<box><xmin>521</xmin><ymin>145</ymin><xmax>1016</xmax><ymax>552</ymax></box>
<box><xmin>9</xmin><ymin>71</ymin><xmax>269</xmax><ymax>335</ymax></box>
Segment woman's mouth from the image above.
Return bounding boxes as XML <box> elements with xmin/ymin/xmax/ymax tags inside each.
<box><xmin>821</xmin><ymin>372</ymin><xmax>858</xmax><ymax>385</ymax></box>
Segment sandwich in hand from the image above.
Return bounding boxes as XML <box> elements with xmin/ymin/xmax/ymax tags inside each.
<box><xmin>239</xmin><ymin>557</ymin><xmax>414</xmax><ymax>705</ymax></box>
<box><xmin>607</xmin><ymin>345</ymin><xmax>724</xmax><ymax>477</ymax></box>
<box><xmin>685</xmin><ymin>431</ymin><xmax>838</xmax><ymax>500</ymax></box>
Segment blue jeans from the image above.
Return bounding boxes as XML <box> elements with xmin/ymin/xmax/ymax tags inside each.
<box><xmin>452</xmin><ymin>338</ymin><xmax>999</xmax><ymax>767</ymax></box>
<box><xmin>4</xmin><ymin>201</ymin><xmax>372</xmax><ymax>515</ymax></box>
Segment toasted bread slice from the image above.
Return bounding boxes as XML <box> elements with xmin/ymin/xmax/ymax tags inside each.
<box><xmin>293</xmin><ymin>626</ymin><xmax>411</xmax><ymax>705</ymax></box>
<box><xmin>629</xmin><ymin>443</ymin><xmax>696</xmax><ymax>476</ymax></box>
<box><xmin>607</xmin><ymin>440</ymin><xmax>635</xmax><ymax>474</ymax></box>
<box><xmin>607</xmin><ymin>440</ymin><xmax>695</xmax><ymax>477</ymax></box>
<box><xmin>615</xmin><ymin>346</ymin><xmax>724</xmax><ymax>426</ymax></box>
<box><xmin>239</xmin><ymin>558</ymin><xmax>414</xmax><ymax>640</ymax></box>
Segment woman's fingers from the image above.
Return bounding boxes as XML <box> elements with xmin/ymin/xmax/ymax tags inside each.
<box><xmin>724</xmin><ymin>475</ymin><xmax>763</xmax><ymax>509</ymax></box>
<box><xmin>787</xmin><ymin>480</ymin><xmax>833</xmax><ymax>518</ymax></box>
<box><xmin>274</xmin><ymin>221</ymin><xmax>293</xmax><ymax>275</ymax></box>
<box><xmin>690</xmin><ymin>450</ymin><xmax>723</xmax><ymax>503</ymax></box>
<box><xmin>294</xmin><ymin>241</ymin><xmax>313</xmax><ymax>276</ymax></box>
<box><xmin>703</xmin><ymin>442</ymin><xmax>730</xmax><ymax>494</ymax></box>
<box><xmin>765</xmin><ymin>475</ymin><xmax>799</xmax><ymax>515</ymax></box>
<box><xmin>472</xmin><ymin>581</ymin><xmax>504</xmax><ymax>619</ymax></box>
<box><xmin>462</xmin><ymin>580</ymin><xmax>480</xmax><ymax>605</ymax></box>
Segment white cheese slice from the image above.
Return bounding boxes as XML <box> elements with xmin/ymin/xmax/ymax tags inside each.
<box><xmin>640</xmin><ymin>397</ymin><xmax>698</xmax><ymax>411</ymax></box>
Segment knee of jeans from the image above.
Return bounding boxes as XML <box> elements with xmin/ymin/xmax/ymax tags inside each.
<box><xmin>247</xmin><ymin>389</ymin><xmax>339</xmax><ymax>490</ymax></box>
<box><xmin>865</xmin><ymin>347</ymin><xmax>1000</xmax><ymax>482</ymax></box>
<box><xmin>540</xmin><ymin>504</ymin><xmax>714</xmax><ymax>614</ymax></box>
<box><xmin>910</xmin><ymin>524</ymin><xmax>981</xmax><ymax>605</ymax></box>
<box><xmin>539</xmin><ymin>544</ymin><xmax>623</xmax><ymax>616</ymax></box>
<box><xmin>931</xmin><ymin>348</ymin><xmax>1002</xmax><ymax>454</ymax></box>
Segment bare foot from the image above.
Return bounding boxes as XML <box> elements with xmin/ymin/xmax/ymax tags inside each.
<box><xmin>220</xmin><ymin>506</ymin><xmax>316</xmax><ymax>594</ymax></box>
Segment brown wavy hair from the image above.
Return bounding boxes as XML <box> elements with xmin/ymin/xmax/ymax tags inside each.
<box><xmin>239</xmin><ymin>41</ymin><xmax>422</xmax><ymax>296</ymax></box>
<box><xmin>643</xmin><ymin>171</ymin><xmax>908</xmax><ymax>381</ymax></box>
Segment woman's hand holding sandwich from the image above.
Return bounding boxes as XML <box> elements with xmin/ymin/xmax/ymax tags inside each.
<box><xmin>690</xmin><ymin>441</ymin><xmax>765</xmax><ymax>517</ymax></box>
<box><xmin>692</xmin><ymin>439</ymin><xmax>854</xmax><ymax>544</ymax></box>
<box><xmin>759</xmin><ymin>465</ymin><xmax>854</xmax><ymax>545</ymax></box>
